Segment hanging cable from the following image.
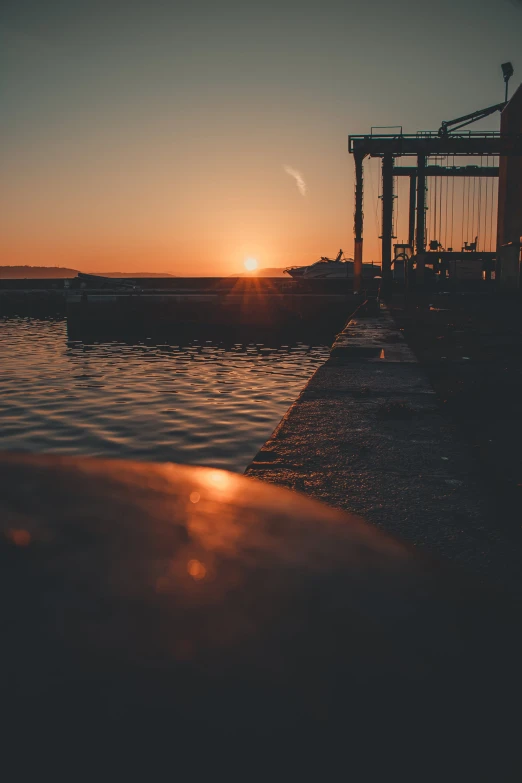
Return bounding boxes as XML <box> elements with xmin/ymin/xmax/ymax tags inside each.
<box><xmin>437</xmin><ymin>168</ymin><xmax>444</xmax><ymax>244</ymax></box>
<box><xmin>490</xmin><ymin>156</ymin><xmax>496</xmax><ymax>253</ymax></box>
<box><xmin>376</xmin><ymin>158</ymin><xmax>382</xmax><ymax>264</ymax></box>
<box><xmin>393</xmin><ymin>175</ymin><xmax>396</xmax><ymax>243</ymax></box>
<box><xmin>483</xmin><ymin>157</ymin><xmax>486</xmax><ymax>250</ymax></box>
<box><xmin>470</xmin><ymin>175</ymin><xmax>474</xmax><ymax>247</ymax></box>
<box><xmin>461</xmin><ymin>168</ymin><xmax>466</xmax><ymax>250</ymax></box>
<box><xmin>394</xmin><ymin>175</ymin><xmax>398</xmax><ymax>243</ymax></box>
<box><xmin>486</xmin><ymin>155</ymin><xmax>495</xmax><ymax>252</ymax></box>
<box><xmin>490</xmin><ymin>156</ymin><xmax>494</xmax><ymax>251</ymax></box>
<box><xmin>443</xmin><ymin>163</ymin><xmax>447</xmax><ymax>250</ymax></box>
<box><xmin>465</xmin><ymin>175</ymin><xmax>468</xmax><ymax>246</ymax></box>
<box><xmin>424</xmin><ymin>163</ymin><xmax>428</xmax><ymax>245</ymax></box>
<box><xmin>477</xmin><ymin>156</ymin><xmax>483</xmax><ymax>251</ymax></box>
<box><xmin>433</xmin><ymin>167</ymin><xmax>437</xmax><ymax>246</ymax></box>
<box><xmin>436</xmin><ymin>160</ymin><xmax>440</xmax><ymax>247</ymax></box>
<box><xmin>434</xmin><ymin>158</ymin><xmax>438</xmax><ymax>246</ymax></box>
<box><xmin>485</xmin><ymin>163</ymin><xmax>490</xmax><ymax>251</ymax></box>
<box><xmin>369</xmin><ymin>158</ymin><xmax>381</xmax><ymax>264</ymax></box>
<box><xmin>488</xmin><ymin>156</ymin><xmax>492</xmax><ymax>251</ymax></box>
<box><xmin>450</xmin><ymin>155</ymin><xmax>455</xmax><ymax>248</ymax></box>
<box><xmin>366</xmin><ymin>158</ymin><xmax>377</xmax><ymax>264</ymax></box>
<box><xmin>431</xmin><ymin>175</ymin><xmax>435</xmax><ymax>246</ymax></box>
<box><xmin>467</xmin><ymin>175</ymin><xmax>471</xmax><ymax>247</ymax></box>
<box><xmin>428</xmin><ymin>161</ymin><xmax>432</xmax><ymax>246</ymax></box>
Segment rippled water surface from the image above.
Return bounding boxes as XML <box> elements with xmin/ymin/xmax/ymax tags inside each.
<box><xmin>0</xmin><ymin>318</ymin><xmax>330</xmax><ymax>472</ymax></box>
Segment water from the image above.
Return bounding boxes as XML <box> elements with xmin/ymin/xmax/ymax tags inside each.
<box><xmin>0</xmin><ymin>318</ymin><xmax>330</xmax><ymax>472</ymax></box>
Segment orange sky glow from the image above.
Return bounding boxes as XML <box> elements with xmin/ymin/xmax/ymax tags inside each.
<box><xmin>1</xmin><ymin>0</ymin><xmax>519</xmax><ymax>276</ymax></box>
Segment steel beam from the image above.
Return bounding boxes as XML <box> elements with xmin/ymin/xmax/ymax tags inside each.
<box><xmin>394</xmin><ymin>166</ymin><xmax>499</xmax><ymax>177</ymax></box>
<box><xmin>415</xmin><ymin>155</ymin><xmax>426</xmax><ymax>253</ymax></box>
<box><xmin>381</xmin><ymin>154</ymin><xmax>394</xmax><ymax>281</ymax></box>
<box><xmin>353</xmin><ymin>152</ymin><xmax>364</xmax><ymax>292</ymax></box>
<box><xmin>349</xmin><ymin>134</ymin><xmax>522</xmax><ymax>157</ymax></box>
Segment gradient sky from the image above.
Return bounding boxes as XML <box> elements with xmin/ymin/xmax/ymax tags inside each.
<box><xmin>1</xmin><ymin>0</ymin><xmax>521</xmax><ymax>275</ymax></box>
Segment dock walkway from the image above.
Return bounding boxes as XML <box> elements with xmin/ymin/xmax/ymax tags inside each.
<box><xmin>246</xmin><ymin>301</ymin><xmax>522</xmax><ymax>593</ymax></box>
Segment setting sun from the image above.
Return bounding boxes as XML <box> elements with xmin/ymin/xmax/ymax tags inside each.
<box><xmin>244</xmin><ymin>258</ymin><xmax>258</xmax><ymax>272</ymax></box>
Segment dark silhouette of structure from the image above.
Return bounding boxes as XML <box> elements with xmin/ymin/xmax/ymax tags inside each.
<box><xmin>497</xmin><ymin>82</ymin><xmax>522</xmax><ymax>287</ymax></box>
<box><xmin>349</xmin><ymin>65</ymin><xmax>522</xmax><ymax>290</ymax></box>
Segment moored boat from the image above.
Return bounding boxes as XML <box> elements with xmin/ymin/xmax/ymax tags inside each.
<box><xmin>284</xmin><ymin>249</ymin><xmax>380</xmax><ymax>279</ymax></box>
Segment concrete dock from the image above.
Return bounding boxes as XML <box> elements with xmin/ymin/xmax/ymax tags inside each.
<box><xmin>246</xmin><ymin>299</ymin><xmax>522</xmax><ymax>593</ymax></box>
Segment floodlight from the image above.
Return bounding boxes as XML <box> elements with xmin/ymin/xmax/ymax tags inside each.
<box><xmin>501</xmin><ymin>62</ymin><xmax>514</xmax><ymax>81</ymax></box>
<box><xmin>501</xmin><ymin>62</ymin><xmax>514</xmax><ymax>102</ymax></box>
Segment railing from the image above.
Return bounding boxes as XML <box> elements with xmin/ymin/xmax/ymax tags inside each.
<box><xmin>349</xmin><ymin>130</ymin><xmax>502</xmax><ymax>151</ymax></box>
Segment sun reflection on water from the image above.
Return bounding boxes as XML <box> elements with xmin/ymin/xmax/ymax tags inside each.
<box><xmin>0</xmin><ymin>318</ymin><xmax>330</xmax><ymax>472</ymax></box>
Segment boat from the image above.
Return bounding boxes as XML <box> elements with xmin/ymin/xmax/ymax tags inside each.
<box><xmin>284</xmin><ymin>249</ymin><xmax>379</xmax><ymax>279</ymax></box>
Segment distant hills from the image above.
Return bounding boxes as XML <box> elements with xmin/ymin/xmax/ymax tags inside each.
<box><xmin>0</xmin><ymin>265</ymin><xmax>289</xmax><ymax>279</ymax></box>
<box><xmin>0</xmin><ymin>266</ymin><xmax>79</xmax><ymax>278</ymax></box>
<box><xmin>0</xmin><ymin>266</ymin><xmax>175</xmax><ymax>279</ymax></box>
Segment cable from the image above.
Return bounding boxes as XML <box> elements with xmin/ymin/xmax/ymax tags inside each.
<box><xmin>461</xmin><ymin>168</ymin><xmax>466</xmax><ymax>250</ymax></box>
<box><xmin>368</xmin><ymin>158</ymin><xmax>380</xmax><ymax>263</ymax></box>
<box><xmin>466</xmin><ymin>175</ymin><xmax>471</xmax><ymax>247</ymax></box>
<box><xmin>438</xmin><ymin>169</ymin><xmax>444</xmax><ymax>244</ymax></box>
<box><xmin>443</xmin><ymin>164</ymin><xmax>447</xmax><ymax>250</ymax></box>
<box><xmin>490</xmin><ymin>156</ymin><xmax>496</xmax><ymax>252</ymax></box>
<box><xmin>471</xmin><ymin>177</ymin><xmax>477</xmax><ymax>248</ymax></box>
<box><xmin>477</xmin><ymin>157</ymin><xmax>483</xmax><ymax>251</ymax></box>
<box><xmin>487</xmin><ymin>157</ymin><xmax>491</xmax><ymax>252</ymax></box>
<box><xmin>426</xmin><ymin>163</ymin><xmax>431</xmax><ymax>245</ymax></box>
<box><xmin>431</xmin><ymin>167</ymin><xmax>432</xmax><ymax>247</ymax></box>
<box><xmin>393</xmin><ymin>176</ymin><xmax>396</xmax><ymax>243</ymax></box>
<box><xmin>377</xmin><ymin>158</ymin><xmax>382</xmax><ymax>263</ymax></box>
<box><xmin>450</xmin><ymin>155</ymin><xmax>455</xmax><ymax>248</ymax></box>
<box><xmin>425</xmin><ymin>163</ymin><xmax>429</xmax><ymax>245</ymax></box>
<box><xmin>483</xmin><ymin>158</ymin><xmax>486</xmax><ymax>251</ymax></box>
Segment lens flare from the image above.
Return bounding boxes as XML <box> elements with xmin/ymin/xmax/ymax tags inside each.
<box><xmin>187</xmin><ymin>559</ymin><xmax>207</xmax><ymax>580</ymax></box>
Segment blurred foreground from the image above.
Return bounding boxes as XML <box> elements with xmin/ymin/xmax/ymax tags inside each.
<box><xmin>1</xmin><ymin>454</ymin><xmax>520</xmax><ymax>776</ymax></box>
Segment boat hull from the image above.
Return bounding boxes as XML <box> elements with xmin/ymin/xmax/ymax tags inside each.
<box><xmin>285</xmin><ymin>262</ymin><xmax>380</xmax><ymax>280</ymax></box>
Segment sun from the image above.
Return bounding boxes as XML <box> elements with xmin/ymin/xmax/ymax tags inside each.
<box><xmin>244</xmin><ymin>257</ymin><xmax>258</xmax><ymax>272</ymax></box>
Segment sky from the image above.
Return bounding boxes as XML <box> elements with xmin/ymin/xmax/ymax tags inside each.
<box><xmin>1</xmin><ymin>0</ymin><xmax>521</xmax><ymax>275</ymax></box>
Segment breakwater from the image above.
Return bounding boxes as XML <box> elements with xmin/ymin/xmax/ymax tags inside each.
<box><xmin>0</xmin><ymin>276</ymin><xmax>365</xmax><ymax>339</ymax></box>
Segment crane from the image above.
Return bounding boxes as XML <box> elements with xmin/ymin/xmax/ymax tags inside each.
<box><xmin>438</xmin><ymin>102</ymin><xmax>506</xmax><ymax>136</ymax></box>
<box><xmin>437</xmin><ymin>62</ymin><xmax>513</xmax><ymax>136</ymax></box>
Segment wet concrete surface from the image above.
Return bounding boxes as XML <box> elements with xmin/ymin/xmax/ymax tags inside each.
<box><xmin>246</xmin><ymin>299</ymin><xmax>522</xmax><ymax>593</ymax></box>
<box><xmin>391</xmin><ymin>293</ymin><xmax>522</xmax><ymax>530</ymax></box>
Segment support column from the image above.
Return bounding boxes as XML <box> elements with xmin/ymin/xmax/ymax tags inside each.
<box><xmin>415</xmin><ymin>155</ymin><xmax>426</xmax><ymax>253</ymax></box>
<box><xmin>381</xmin><ymin>154</ymin><xmax>394</xmax><ymax>282</ymax></box>
<box><xmin>408</xmin><ymin>173</ymin><xmax>417</xmax><ymax>250</ymax></box>
<box><xmin>353</xmin><ymin>152</ymin><xmax>364</xmax><ymax>293</ymax></box>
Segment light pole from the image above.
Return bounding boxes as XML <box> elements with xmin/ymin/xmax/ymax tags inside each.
<box><xmin>501</xmin><ymin>61</ymin><xmax>514</xmax><ymax>103</ymax></box>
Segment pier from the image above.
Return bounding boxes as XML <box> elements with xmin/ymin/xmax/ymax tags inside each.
<box><xmin>246</xmin><ymin>293</ymin><xmax>522</xmax><ymax>594</ymax></box>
